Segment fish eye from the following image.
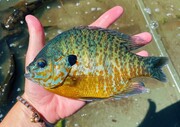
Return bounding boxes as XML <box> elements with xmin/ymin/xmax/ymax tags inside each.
<box><xmin>37</xmin><ymin>59</ymin><xmax>47</xmax><ymax>68</ymax></box>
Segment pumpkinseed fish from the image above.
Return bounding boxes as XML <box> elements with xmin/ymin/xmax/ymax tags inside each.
<box><xmin>25</xmin><ymin>26</ymin><xmax>168</xmax><ymax>100</ymax></box>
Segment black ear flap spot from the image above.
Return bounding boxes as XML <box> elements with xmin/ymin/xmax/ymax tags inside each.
<box><xmin>68</xmin><ymin>55</ymin><xmax>77</xmax><ymax>66</ymax></box>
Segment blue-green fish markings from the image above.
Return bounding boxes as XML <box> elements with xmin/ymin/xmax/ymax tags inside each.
<box><xmin>25</xmin><ymin>26</ymin><xmax>168</xmax><ymax>100</ymax></box>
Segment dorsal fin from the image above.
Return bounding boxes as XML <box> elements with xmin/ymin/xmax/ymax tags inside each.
<box><xmin>74</xmin><ymin>26</ymin><xmax>146</xmax><ymax>51</ymax></box>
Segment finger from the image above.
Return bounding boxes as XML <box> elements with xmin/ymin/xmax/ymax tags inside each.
<box><xmin>25</xmin><ymin>15</ymin><xmax>45</xmax><ymax>67</ymax></box>
<box><xmin>132</xmin><ymin>32</ymin><xmax>152</xmax><ymax>46</ymax></box>
<box><xmin>132</xmin><ymin>32</ymin><xmax>151</xmax><ymax>57</ymax></box>
<box><xmin>136</xmin><ymin>50</ymin><xmax>149</xmax><ymax>57</ymax></box>
<box><xmin>24</xmin><ymin>15</ymin><xmax>47</xmax><ymax>99</ymax></box>
<box><xmin>90</xmin><ymin>6</ymin><xmax>123</xmax><ymax>28</ymax></box>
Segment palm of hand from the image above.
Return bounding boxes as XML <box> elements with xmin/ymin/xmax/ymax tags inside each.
<box><xmin>23</xmin><ymin>6</ymin><xmax>152</xmax><ymax>123</ymax></box>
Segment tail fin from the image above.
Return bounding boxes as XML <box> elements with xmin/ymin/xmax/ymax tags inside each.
<box><xmin>144</xmin><ymin>57</ymin><xmax>168</xmax><ymax>82</ymax></box>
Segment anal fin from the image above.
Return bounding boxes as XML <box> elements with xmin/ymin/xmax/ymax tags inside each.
<box><xmin>113</xmin><ymin>82</ymin><xmax>149</xmax><ymax>99</ymax></box>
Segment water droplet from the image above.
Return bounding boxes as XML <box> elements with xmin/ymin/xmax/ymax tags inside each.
<box><xmin>57</xmin><ymin>30</ymin><xmax>62</xmax><ymax>34</ymax></box>
<box><xmin>0</xmin><ymin>114</ymin><xmax>3</xmax><ymax>118</ymax></box>
<box><xmin>81</xmin><ymin>113</ymin><xmax>87</xmax><ymax>117</ymax></box>
<box><xmin>109</xmin><ymin>115</ymin><xmax>113</xmax><ymax>118</ymax></box>
<box><xmin>134</xmin><ymin>98</ymin><xmax>138</xmax><ymax>101</ymax></box>
<box><xmin>91</xmin><ymin>7</ymin><xmax>96</xmax><ymax>11</ymax></box>
<box><xmin>97</xmin><ymin>7</ymin><xmax>101</xmax><ymax>11</ymax></box>
<box><xmin>177</xmin><ymin>33</ymin><xmax>180</xmax><ymax>37</ymax></box>
<box><xmin>166</xmin><ymin>13</ymin><xmax>172</xmax><ymax>17</ymax></box>
<box><xmin>19</xmin><ymin>45</ymin><xmax>23</xmax><ymax>48</ymax></box>
<box><xmin>154</xmin><ymin>8</ymin><xmax>160</xmax><ymax>12</ymax></box>
<box><xmin>5</xmin><ymin>24</ymin><xmax>10</xmax><ymax>29</ymax></box>
<box><xmin>144</xmin><ymin>8</ymin><xmax>151</xmax><ymax>14</ymax></box>
<box><xmin>17</xmin><ymin>88</ymin><xmax>21</xmax><ymax>92</ymax></box>
<box><xmin>75</xmin><ymin>2</ymin><xmax>80</xmax><ymax>6</ymax></box>
<box><xmin>74</xmin><ymin>123</ymin><xmax>79</xmax><ymax>127</ymax></box>
<box><xmin>47</xmin><ymin>6</ymin><xmax>50</xmax><ymax>9</ymax></box>
<box><xmin>9</xmin><ymin>43</ymin><xmax>16</xmax><ymax>47</ymax></box>
<box><xmin>57</xmin><ymin>5</ymin><xmax>61</xmax><ymax>8</ymax></box>
<box><xmin>20</xmin><ymin>20</ymin><xmax>24</xmax><ymax>24</ymax></box>
<box><xmin>149</xmin><ymin>21</ymin><xmax>159</xmax><ymax>29</ymax></box>
<box><xmin>136</xmin><ymin>122</ymin><xmax>139</xmax><ymax>125</ymax></box>
<box><xmin>177</xmin><ymin>27</ymin><xmax>180</xmax><ymax>30</ymax></box>
<box><xmin>1</xmin><ymin>88</ymin><xmax>4</xmax><ymax>92</ymax></box>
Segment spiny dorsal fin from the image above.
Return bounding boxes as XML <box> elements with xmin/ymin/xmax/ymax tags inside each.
<box><xmin>74</xmin><ymin>26</ymin><xmax>146</xmax><ymax>51</ymax></box>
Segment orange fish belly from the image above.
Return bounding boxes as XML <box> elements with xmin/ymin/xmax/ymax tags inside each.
<box><xmin>46</xmin><ymin>74</ymin><xmax>128</xmax><ymax>99</ymax></box>
<box><xmin>46</xmin><ymin>58</ymin><xmax>151</xmax><ymax>99</ymax></box>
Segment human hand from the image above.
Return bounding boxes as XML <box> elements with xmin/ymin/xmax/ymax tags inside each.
<box><xmin>23</xmin><ymin>6</ymin><xmax>152</xmax><ymax>123</ymax></box>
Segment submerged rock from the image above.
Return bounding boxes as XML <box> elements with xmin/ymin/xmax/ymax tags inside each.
<box><xmin>0</xmin><ymin>41</ymin><xmax>15</xmax><ymax>104</ymax></box>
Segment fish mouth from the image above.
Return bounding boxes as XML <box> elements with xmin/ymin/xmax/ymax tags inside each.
<box><xmin>24</xmin><ymin>72</ymin><xmax>38</xmax><ymax>84</ymax></box>
<box><xmin>24</xmin><ymin>66</ymin><xmax>39</xmax><ymax>84</ymax></box>
<box><xmin>24</xmin><ymin>66</ymin><xmax>31</xmax><ymax>79</ymax></box>
<box><xmin>26</xmin><ymin>66</ymin><xmax>30</xmax><ymax>72</ymax></box>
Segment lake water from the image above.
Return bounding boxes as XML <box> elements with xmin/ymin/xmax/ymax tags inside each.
<box><xmin>0</xmin><ymin>0</ymin><xmax>179</xmax><ymax>126</ymax></box>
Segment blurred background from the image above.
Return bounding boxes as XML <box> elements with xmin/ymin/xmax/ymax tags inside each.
<box><xmin>0</xmin><ymin>0</ymin><xmax>179</xmax><ymax>127</ymax></box>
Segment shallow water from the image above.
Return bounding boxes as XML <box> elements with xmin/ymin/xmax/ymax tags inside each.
<box><xmin>0</xmin><ymin>0</ymin><xmax>179</xmax><ymax>126</ymax></box>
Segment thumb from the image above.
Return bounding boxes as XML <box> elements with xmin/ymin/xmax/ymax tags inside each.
<box><xmin>25</xmin><ymin>15</ymin><xmax>45</xmax><ymax>67</ymax></box>
<box><xmin>24</xmin><ymin>15</ymin><xmax>47</xmax><ymax>97</ymax></box>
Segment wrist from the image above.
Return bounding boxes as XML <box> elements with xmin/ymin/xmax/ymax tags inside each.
<box><xmin>17</xmin><ymin>100</ymin><xmax>44</xmax><ymax>127</ymax></box>
<box><xmin>1</xmin><ymin>100</ymin><xmax>43</xmax><ymax>127</ymax></box>
<box><xmin>21</xmin><ymin>94</ymin><xmax>57</xmax><ymax>125</ymax></box>
<box><xmin>22</xmin><ymin>92</ymin><xmax>60</xmax><ymax>124</ymax></box>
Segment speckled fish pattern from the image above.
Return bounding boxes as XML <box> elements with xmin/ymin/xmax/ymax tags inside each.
<box><xmin>26</xmin><ymin>26</ymin><xmax>168</xmax><ymax>99</ymax></box>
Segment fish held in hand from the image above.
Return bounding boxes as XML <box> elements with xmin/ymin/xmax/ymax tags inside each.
<box><xmin>25</xmin><ymin>26</ymin><xmax>168</xmax><ymax>100</ymax></box>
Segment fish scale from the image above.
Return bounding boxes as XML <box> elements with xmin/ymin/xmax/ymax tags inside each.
<box><xmin>25</xmin><ymin>26</ymin><xmax>168</xmax><ymax>100</ymax></box>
